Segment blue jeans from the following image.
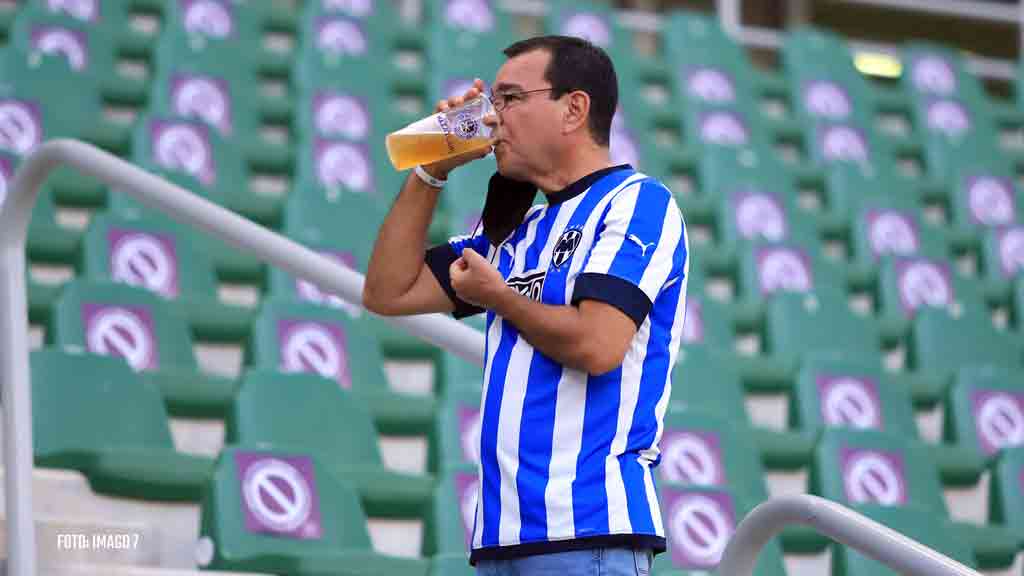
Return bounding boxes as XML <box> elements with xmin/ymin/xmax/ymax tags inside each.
<box><xmin>476</xmin><ymin>547</ymin><xmax>653</xmax><ymax>576</ymax></box>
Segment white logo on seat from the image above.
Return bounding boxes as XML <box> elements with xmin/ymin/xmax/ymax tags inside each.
<box><xmin>562</xmin><ymin>12</ymin><xmax>611</xmax><ymax>48</ymax></box>
<box><xmin>111</xmin><ymin>233</ymin><xmax>177</xmax><ymax>298</ymax></box>
<box><xmin>242</xmin><ymin>459</ymin><xmax>314</xmax><ymax>532</ymax></box>
<box><xmin>687</xmin><ymin>68</ymin><xmax>735</xmax><ymax>104</ymax></box>
<box><xmin>820</xmin><ymin>125</ymin><xmax>868</xmax><ymax>163</ymax></box>
<box><xmin>977</xmin><ymin>393</ymin><xmax>1024</xmax><ymax>452</ymax></box>
<box><xmin>844</xmin><ymin>450</ymin><xmax>906</xmax><ymax>506</ymax></box>
<box><xmin>0</xmin><ymin>101</ymin><xmax>42</xmax><ymax>155</ymax></box>
<box><xmin>897</xmin><ymin>259</ymin><xmax>952</xmax><ymax>314</ymax></box>
<box><xmin>700</xmin><ymin>112</ymin><xmax>748</xmax><ymax>146</ymax></box>
<box><xmin>757</xmin><ymin>248</ymin><xmax>812</xmax><ymax>294</ymax></box>
<box><xmin>48</xmin><ymin>0</ymin><xmax>98</xmax><ymax>21</ymax></box>
<box><xmin>912</xmin><ymin>56</ymin><xmax>956</xmax><ymax>96</ymax></box>
<box><xmin>669</xmin><ymin>494</ymin><xmax>733</xmax><ymax>567</ymax></box>
<box><xmin>85</xmin><ymin>306</ymin><xmax>156</xmax><ymax>372</ymax></box>
<box><xmin>823</xmin><ymin>378</ymin><xmax>881</xmax><ymax>429</ymax></box>
<box><xmin>153</xmin><ymin>122</ymin><xmax>215</xmax><ymax>186</ymax></box>
<box><xmin>735</xmin><ymin>192</ymin><xmax>786</xmax><ymax>241</ymax></box>
<box><xmin>33</xmin><ymin>27</ymin><xmax>88</xmax><ymax>71</ymax></box>
<box><xmin>804</xmin><ymin>81</ymin><xmax>851</xmax><ymax>120</ymax></box>
<box><xmin>317</xmin><ymin>18</ymin><xmax>367</xmax><ymax>57</ymax></box>
<box><xmin>997</xmin><ymin>226</ymin><xmax>1024</xmax><ymax>277</ymax></box>
<box><xmin>927</xmin><ymin>100</ymin><xmax>970</xmax><ymax>137</ymax></box>
<box><xmin>445</xmin><ymin>0</ymin><xmax>494</xmax><ymax>33</ymax></box>
<box><xmin>315</xmin><ymin>94</ymin><xmax>369</xmax><ymax>140</ymax></box>
<box><xmin>967</xmin><ymin>176</ymin><xmax>1015</xmax><ymax>226</ymax></box>
<box><xmin>867</xmin><ymin>210</ymin><xmax>918</xmax><ymax>257</ymax></box>
<box><xmin>174</xmin><ymin>76</ymin><xmax>231</xmax><ymax>135</ymax></box>
<box><xmin>316</xmin><ymin>141</ymin><xmax>371</xmax><ymax>193</ymax></box>
<box><xmin>662</xmin><ymin>433</ymin><xmax>723</xmax><ymax>486</ymax></box>
<box><xmin>322</xmin><ymin>0</ymin><xmax>372</xmax><ymax>17</ymax></box>
<box><xmin>183</xmin><ymin>0</ymin><xmax>234</xmax><ymax>38</ymax></box>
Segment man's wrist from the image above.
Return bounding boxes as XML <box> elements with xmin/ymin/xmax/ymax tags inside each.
<box><xmin>420</xmin><ymin>164</ymin><xmax>449</xmax><ymax>182</ymax></box>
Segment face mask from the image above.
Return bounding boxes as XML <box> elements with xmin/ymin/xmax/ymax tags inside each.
<box><xmin>479</xmin><ymin>171</ymin><xmax>537</xmax><ymax>246</ymax></box>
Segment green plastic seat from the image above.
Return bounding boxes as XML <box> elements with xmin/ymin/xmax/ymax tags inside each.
<box><xmin>248</xmin><ymin>299</ymin><xmax>436</xmax><ymax>436</ymax></box>
<box><xmin>847</xmin><ymin>192</ymin><xmax>949</xmax><ymax>268</ymax></box>
<box><xmin>653</xmin><ymin>483</ymin><xmax>787</xmax><ymax>575</ymax></box>
<box><xmin>427</xmin><ymin>0</ymin><xmax>519</xmax><ymax>83</ymax></box>
<box><xmin>875</xmin><ymin>255</ymin><xmax>989</xmax><ymax>325</ymax></box>
<box><xmin>736</xmin><ymin>241</ymin><xmax>846</xmax><ymax>305</ymax></box>
<box><xmin>980</xmin><ymin>224</ymin><xmax>1024</xmax><ymax>284</ymax></box>
<box><xmin>812</xmin><ymin>428</ymin><xmax>1017</xmax><ymax>568</ymax></box>
<box><xmin>80</xmin><ymin>213</ymin><xmax>254</xmax><ymax>341</ymax></box>
<box><xmin>49</xmin><ymin>279</ymin><xmax>237</xmax><ymax>417</ymax></box>
<box><xmin>424</xmin><ymin>464</ymin><xmax>478</xmax><ymax>558</ymax></box>
<box><xmin>949</xmin><ymin>162</ymin><xmax>1024</xmax><ymax>234</ymax></box>
<box><xmin>301</xmin><ymin>0</ymin><xmax>422</xmax><ymax>61</ymax></box>
<box><xmin>24</xmin><ymin>0</ymin><xmax>159</xmax><ymax>61</ymax></box>
<box><xmin>988</xmin><ymin>446</ymin><xmax>1024</xmax><ymax>547</ymax></box>
<box><xmin>679</xmin><ymin>292</ymin><xmax>733</xmax><ymax>351</ymax></box>
<box><xmin>197</xmin><ymin>446</ymin><xmax>429</xmax><ymax>576</ymax></box>
<box><xmin>227</xmin><ymin>370</ymin><xmax>434</xmax><ymax>518</ymax></box>
<box><xmin>32</xmin><ymin>348</ymin><xmax>214</xmax><ymax>501</ymax></box>
<box><xmin>945</xmin><ymin>365</ymin><xmax>1024</xmax><ymax>460</ymax></box>
<box><xmin>429</xmin><ymin>386</ymin><xmax>482</xmax><ymax>475</ymax></box>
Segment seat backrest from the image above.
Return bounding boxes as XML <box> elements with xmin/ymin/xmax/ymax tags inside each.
<box><xmin>946</xmin><ymin>365</ymin><xmax>1024</xmax><ymax>458</ymax></box>
<box><xmin>908</xmin><ymin>308</ymin><xmax>1021</xmax><ymax>384</ymax></box>
<box><xmin>950</xmin><ymin>162</ymin><xmax>1023</xmax><ymax>232</ymax></box>
<box><xmin>988</xmin><ymin>446</ymin><xmax>1024</xmax><ymax>540</ymax></box>
<box><xmin>431</xmin><ymin>385</ymin><xmax>483</xmax><ymax>473</ymax></box>
<box><xmin>664</xmin><ymin>11</ymin><xmax>759</xmax><ymax>108</ymax></box>
<box><xmin>670</xmin><ymin>346</ymin><xmax>746</xmax><ymax>422</ymax></box>
<box><xmin>848</xmin><ymin>191</ymin><xmax>948</xmax><ymax>265</ymax></box>
<box><xmin>764</xmin><ymin>291</ymin><xmax>882</xmax><ymax>367</ymax></box>
<box><xmin>877</xmin><ymin>254</ymin><xmax>989</xmax><ymax>322</ymax></box>
<box><xmin>981</xmin><ymin>224</ymin><xmax>1024</xmax><ymax>282</ymax></box>
<box><xmin>425</xmin><ymin>463</ymin><xmax>478</xmax><ymax>556</ymax></box>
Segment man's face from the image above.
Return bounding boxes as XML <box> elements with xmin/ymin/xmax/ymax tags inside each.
<box><xmin>488</xmin><ymin>49</ymin><xmax>562</xmax><ymax>180</ymax></box>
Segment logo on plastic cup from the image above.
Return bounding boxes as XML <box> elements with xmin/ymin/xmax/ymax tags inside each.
<box><xmin>31</xmin><ymin>26</ymin><xmax>89</xmax><ymax>71</ymax></box>
<box><xmin>699</xmin><ymin>111</ymin><xmax>748</xmax><ymax>146</ymax></box>
<box><xmin>561</xmin><ymin>12</ymin><xmax>611</xmax><ymax>48</ymax></box>
<box><xmin>322</xmin><ymin>0</ymin><xmax>373</xmax><ymax>18</ymax></box>
<box><xmin>151</xmin><ymin>120</ymin><xmax>216</xmax><ymax>186</ymax></box>
<box><xmin>455</xmin><ymin>472</ymin><xmax>479</xmax><ymax>548</ymax></box>
<box><xmin>682</xmin><ymin>299</ymin><xmax>703</xmax><ymax>344</ymax></box>
<box><xmin>660</xmin><ymin>430</ymin><xmax>726</xmax><ymax>486</ymax></box>
<box><xmin>840</xmin><ymin>448</ymin><xmax>907</xmax><ymax>506</ymax></box>
<box><xmin>278</xmin><ymin>319</ymin><xmax>352</xmax><ymax>390</ymax></box>
<box><xmin>663</xmin><ymin>488</ymin><xmax>735</xmax><ymax>569</ymax></box>
<box><xmin>733</xmin><ymin>190</ymin><xmax>786</xmax><ymax>242</ymax></box>
<box><xmin>83</xmin><ymin>304</ymin><xmax>159</xmax><ymax>372</ymax></box>
<box><xmin>817</xmin><ymin>375</ymin><xmax>883</xmax><ymax>430</ymax></box>
<box><xmin>317</xmin><ymin>17</ymin><xmax>367</xmax><ymax>58</ymax></box>
<box><xmin>445</xmin><ymin>0</ymin><xmax>494</xmax><ymax>33</ymax></box>
<box><xmin>295</xmin><ymin>251</ymin><xmax>362</xmax><ymax>317</ymax></box>
<box><xmin>109</xmin><ymin>229</ymin><xmax>180</xmax><ymax>298</ymax></box>
<box><xmin>181</xmin><ymin>0</ymin><xmax>234</xmax><ymax>39</ymax></box>
<box><xmin>756</xmin><ymin>247</ymin><xmax>813</xmax><ymax>295</ymax></box>
<box><xmin>866</xmin><ymin>210</ymin><xmax>919</xmax><ymax>258</ymax></box>
<box><xmin>686</xmin><ymin>68</ymin><xmax>735</xmax><ymax>104</ymax></box>
<box><xmin>172</xmin><ymin>74</ymin><xmax>233</xmax><ymax>135</ymax></box>
<box><xmin>314</xmin><ymin>92</ymin><xmax>369</xmax><ymax>140</ymax></box>
<box><xmin>819</xmin><ymin>125</ymin><xmax>868</xmax><ymax>163</ymax></box>
<box><xmin>0</xmin><ymin>156</ymin><xmax>10</xmax><ymax>207</ymax></box>
<box><xmin>0</xmin><ymin>100</ymin><xmax>42</xmax><ymax>155</ymax></box>
<box><xmin>966</xmin><ymin>176</ymin><xmax>1016</xmax><ymax>226</ymax></box>
<box><xmin>47</xmin><ymin>0</ymin><xmax>98</xmax><ymax>22</ymax></box>
<box><xmin>926</xmin><ymin>99</ymin><xmax>971</xmax><ymax>138</ymax></box>
<box><xmin>315</xmin><ymin>140</ymin><xmax>373</xmax><ymax>194</ymax></box>
<box><xmin>911</xmin><ymin>55</ymin><xmax>957</xmax><ymax>96</ymax></box>
<box><xmin>895</xmin><ymin>258</ymin><xmax>953</xmax><ymax>316</ymax></box>
<box><xmin>803</xmin><ymin>81</ymin><xmax>852</xmax><ymax>120</ymax></box>
<box><xmin>236</xmin><ymin>452</ymin><xmax>323</xmax><ymax>539</ymax></box>
<box><xmin>997</xmin><ymin>226</ymin><xmax>1024</xmax><ymax>278</ymax></box>
<box><xmin>970</xmin><ymin>390</ymin><xmax>1024</xmax><ymax>455</ymax></box>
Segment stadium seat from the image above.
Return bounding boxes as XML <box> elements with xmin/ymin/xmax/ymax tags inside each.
<box><xmin>988</xmin><ymin>446</ymin><xmax>1024</xmax><ymax>547</ymax></box>
<box><xmin>80</xmin><ymin>213</ymin><xmax>254</xmax><ymax>341</ymax></box>
<box><xmin>677</xmin><ymin>292</ymin><xmax>734</xmax><ymax>352</ymax></box>
<box><xmin>948</xmin><ymin>162</ymin><xmax>1024</xmax><ymax>235</ymax></box>
<box><xmin>24</xmin><ymin>0</ymin><xmax>160</xmax><ymax>61</ymax></box>
<box><xmin>32</xmin><ymin>348</ymin><xmax>214</xmax><ymax>501</ymax></box>
<box><xmin>49</xmin><ymin>279</ymin><xmax>237</xmax><ymax>417</ymax></box>
<box><xmin>845</xmin><ymin>191</ymin><xmax>950</xmax><ymax>270</ymax></box>
<box><xmin>735</xmin><ymin>241</ymin><xmax>847</xmax><ymax>306</ymax></box>
<box><xmin>429</xmin><ymin>385</ymin><xmax>482</xmax><ymax>474</ymax></box>
<box><xmin>874</xmin><ymin>254</ymin><xmax>989</xmax><ymax>326</ymax></box>
<box><xmin>944</xmin><ymin>365</ymin><xmax>1024</xmax><ymax>460</ymax></box>
<box><xmin>652</xmin><ymin>483</ymin><xmax>788</xmax><ymax>575</ymax></box>
<box><xmin>227</xmin><ymin>370</ymin><xmax>434</xmax><ymax>518</ymax></box>
<box><xmin>196</xmin><ymin>446</ymin><xmax>430</xmax><ymax>575</ymax></box>
<box><xmin>424</xmin><ymin>464</ymin><xmax>478</xmax><ymax>558</ymax></box>
<box><xmin>247</xmin><ymin>299</ymin><xmax>436</xmax><ymax>436</ymax></box>
<box><xmin>426</xmin><ymin>0</ymin><xmax>519</xmax><ymax>84</ymax></box>
<box><xmin>980</xmin><ymin>224</ymin><xmax>1024</xmax><ymax>286</ymax></box>
<box><xmin>811</xmin><ymin>428</ymin><xmax>1017</xmax><ymax>568</ymax></box>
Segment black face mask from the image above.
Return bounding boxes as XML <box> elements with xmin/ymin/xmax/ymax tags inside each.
<box><xmin>478</xmin><ymin>171</ymin><xmax>537</xmax><ymax>247</ymax></box>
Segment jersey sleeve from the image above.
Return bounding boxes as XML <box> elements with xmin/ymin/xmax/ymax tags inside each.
<box><xmin>425</xmin><ymin>228</ymin><xmax>494</xmax><ymax>319</ymax></box>
<box><xmin>571</xmin><ymin>179</ymin><xmax>687</xmax><ymax>328</ymax></box>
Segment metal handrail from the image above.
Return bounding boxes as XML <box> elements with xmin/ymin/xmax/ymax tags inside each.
<box><xmin>716</xmin><ymin>495</ymin><xmax>984</xmax><ymax>576</ymax></box>
<box><xmin>0</xmin><ymin>139</ymin><xmax>487</xmax><ymax>575</ymax></box>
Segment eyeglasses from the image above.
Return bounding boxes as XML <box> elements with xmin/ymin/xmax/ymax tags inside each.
<box><xmin>489</xmin><ymin>88</ymin><xmax>554</xmax><ymax>112</ymax></box>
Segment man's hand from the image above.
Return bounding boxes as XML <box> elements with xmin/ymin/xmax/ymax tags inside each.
<box><xmin>450</xmin><ymin>248</ymin><xmax>508</xmax><ymax>309</ymax></box>
<box><xmin>422</xmin><ymin>78</ymin><xmax>498</xmax><ymax>180</ymax></box>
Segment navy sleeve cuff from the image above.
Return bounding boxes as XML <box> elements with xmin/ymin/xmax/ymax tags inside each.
<box><xmin>425</xmin><ymin>244</ymin><xmax>485</xmax><ymax>319</ymax></box>
<box><xmin>571</xmin><ymin>272</ymin><xmax>653</xmax><ymax>329</ymax></box>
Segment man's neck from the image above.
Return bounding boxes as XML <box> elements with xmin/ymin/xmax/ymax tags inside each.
<box><xmin>534</xmin><ymin>144</ymin><xmax>614</xmax><ymax>196</ymax></box>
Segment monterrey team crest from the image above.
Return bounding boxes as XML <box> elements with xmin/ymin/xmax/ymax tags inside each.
<box><xmin>552</xmin><ymin>228</ymin><xmax>583</xmax><ymax>268</ymax></box>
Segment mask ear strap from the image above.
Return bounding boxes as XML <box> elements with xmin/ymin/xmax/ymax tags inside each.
<box><xmin>481</xmin><ymin>171</ymin><xmax>538</xmax><ymax>247</ymax></box>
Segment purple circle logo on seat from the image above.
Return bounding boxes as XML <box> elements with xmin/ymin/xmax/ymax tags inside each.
<box><xmin>151</xmin><ymin>120</ymin><xmax>216</xmax><ymax>186</ymax></box>
<box><xmin>47</xmin><ymin>0</ymin><xmax>98</xmax><ymax>22</ymax></box>
<box><xmin>819</xmin><ymin>125</ymin><xmax>868</xmax><ymax>163</ymax></box>
<box><xmin>966</xmin><ymin>176</ymin><xmax>1016</xmax><ymax>226</ymax></box>
<box><xmin>817</xmin><ymin>375</ymin><xmax>883</xmax><ymax>430</ymax></box>
<box><xmin>321</xmin><ymin>0</ymin><xmax>373</xmax><ymax>18</ymax></box>
<box><xmin>82</xmin><ymin>303</ymin><xmax>159</xmax><ymax>372</ymax></box>
<box><xmin>970</xmin><ymin>390</ymin><xmax>1024</xmax><ymax>455</ymax></box>
<box><xmin>926</xmin><ymin>99</ymin><xmax>970</xmax><ymax>137</ymax></box>
<box><xmin>996</xmin><ymin>226</ymin><xmax>1024</xmax><ymax>278</ymax></box>
<box><xmin>295</xmin><ymin>251</ymin><xmax>361</xmax><ymax>317</ymax></box>
<box><xmin>561</xmin><ymin>12</ymin><xmax>611</xmax><ymax>48</ymax></box>
<box><xmin>866</xmin><ymin>210</ymin><xmax>919</xmax><ymax>258</ymax></box>
<box><xmin>699</xmin><ymin>111</ymin><xmax>748</xmax><ymax>146</ymax></box>
<box><xmin>317</xmin><ymin>17</ymin><xmax>367</xmax><ymax>57</ymax></box>
<box><xmin>235</xmin><ymin>452</ymin><xmax>323</xmax><ymax>539</ymax></box>
<box><xmin>911</xmin><ymin>55</ymin><xmax>956</xmax><ymax>96</ymax></box>
<box><xmin>660</xmin><ymin>430</ymin><xmax>726</xmax><ymax>487</ymax></box>
<box><xmin>32</xmin><ymin>26</ymin><xmax>89</xmax><ymax>71</ymax></box>
<box><xmin>109</xmin><ymin>229</ymin><xmax>180</xmax><ymax>298</ymax></box>
<box><xmin>315</xmin><ymin>140</ymin><xmax>373</xmax><ymax>194</ymax></box>
<box><xmin>172</xmin><ymin>74</ymin><xmax>233</xmax><ymax>135</ymax></box>
<box><xmin>181</xmin><ymin>0</ymin><xmax>234</xmax><ymax>39</ymax></box>
<box><xmin>803</xmin><ymin>80</ymin><xmax>851</xmax><ymax>120</ymax></box>
<box><xmin>277</xmin><ymin>319</ymin><xmax>352</xmax><ymax>390</ymax></box>
<box><xmin>663</xmin><ymin>488</ymin><xmax>736</xmax><ymax>569</ymax></box>
<box><xmin>895</xmin><ymin>258</ymin><xmax>953</xmax><ymax>316</ymax></box>
<box><xmin>0</xmin><ymin>100</ymin><xmax>43</xmax><ymax>156</ymax></box>
<box><xmin>840</xmin><ymin>447</ymin><xmax>907</xmax><ymax>506</ymax></box>
<box><xmin>314</xmin><ymin>92</ymin><xmax>369</xmax><ymax>140</ymax></box>
<box><xmin>756</xmin><ymin>247</ymin><xmax>813</xmax><ymax>295</ymax></box>
<box><xmin>445</xmin><ymin>0</ymin><xmax>494</xmax><ymax>33</ymax></box>
<box><xmin>686</xmin><ymin>68</ymin><xmax>735</xmax><ymax>104</ymax></box>
<box><xmin>734</xmin><ymin>190</ymin><xmax>786</xmax><ymax>242</ymax></box>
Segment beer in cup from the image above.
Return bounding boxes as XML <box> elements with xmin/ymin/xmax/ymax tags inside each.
<box><xmin>386</xmin><ymin>94</ymin><xmax>495</xmax><ymax>170</ymax></box>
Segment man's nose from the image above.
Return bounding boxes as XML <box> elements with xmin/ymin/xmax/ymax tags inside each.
<box><xmin>483</xmin><ymin>113</ymin><xmax>500</xmax><ymax>128</ymax></box>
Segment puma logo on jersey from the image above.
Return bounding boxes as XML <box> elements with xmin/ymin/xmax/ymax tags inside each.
<box><xmin>628</xmin><ymin>234</ymin><xmax>656</xmax><ymax>257</ymax></box>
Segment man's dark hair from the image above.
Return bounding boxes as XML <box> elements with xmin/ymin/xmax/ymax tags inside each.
<box><xmin>503</xmin><ymin>35</ymin><xmax>618</xmax><ymax>147</ymax></box>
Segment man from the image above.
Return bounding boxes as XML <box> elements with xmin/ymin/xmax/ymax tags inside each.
<box><xmin>363</xmin><ymin>36</ymin><xmax>688</xmax><ymax>575</ymax></box>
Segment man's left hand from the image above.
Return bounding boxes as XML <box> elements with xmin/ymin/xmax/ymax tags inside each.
<box><xmin>450</xmin><ymin>248</ymin><xmax>508</xmax><ymax>309</ymax></box>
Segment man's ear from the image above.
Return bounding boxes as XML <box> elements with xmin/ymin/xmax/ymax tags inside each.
<box><xmin>563</xmin><ymin>90</ymin><xmax>591</xmax><ymax>135</ymax></box>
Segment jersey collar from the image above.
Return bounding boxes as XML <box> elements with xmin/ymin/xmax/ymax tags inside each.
<box><xmin>544</xmin><ymin>164</ymin><xmax>633</xmax><ymax>206</ymax></box>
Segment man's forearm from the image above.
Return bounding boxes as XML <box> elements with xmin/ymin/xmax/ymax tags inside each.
<box><xmin>491</xmin><ymin>287</ymin><xmax>593</xmax><ymax>372</ymax></box>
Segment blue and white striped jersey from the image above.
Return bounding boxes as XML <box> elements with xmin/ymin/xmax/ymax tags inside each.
<box><xmin>426</xmin><ymin>164</ymin><xmax>689</xmax><ymax>562</ymax></box>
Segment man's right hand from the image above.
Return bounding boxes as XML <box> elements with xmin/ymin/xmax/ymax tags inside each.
<box><xmin>421</xmin><ymin>77</ymin><xmax>496</xmax><ymax>180</ymax></box>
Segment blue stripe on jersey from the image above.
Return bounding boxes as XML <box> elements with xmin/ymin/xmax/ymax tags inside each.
<box><xmin>621</xmin><ymin>233</ymin><xmax>688</xmax><ymax>533</ymax></box>
<box><xmin>572</xmin><ymin>367</ymin><xmax>622</xmax><ymax>536</ymax></box>
<box><xmin>480</xmin><ymin>241</ymin><xmax>518</xmax><ymax>547</ymax></box>
<box><xmin>605</xmin><ymin>180</ymin><xmax>671</xmax><ymax>286</ymax></box>
<box><xmin>515</xmin><ymin>170</ymin><xmax>633</xmax><ymax>543</ymax></box>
